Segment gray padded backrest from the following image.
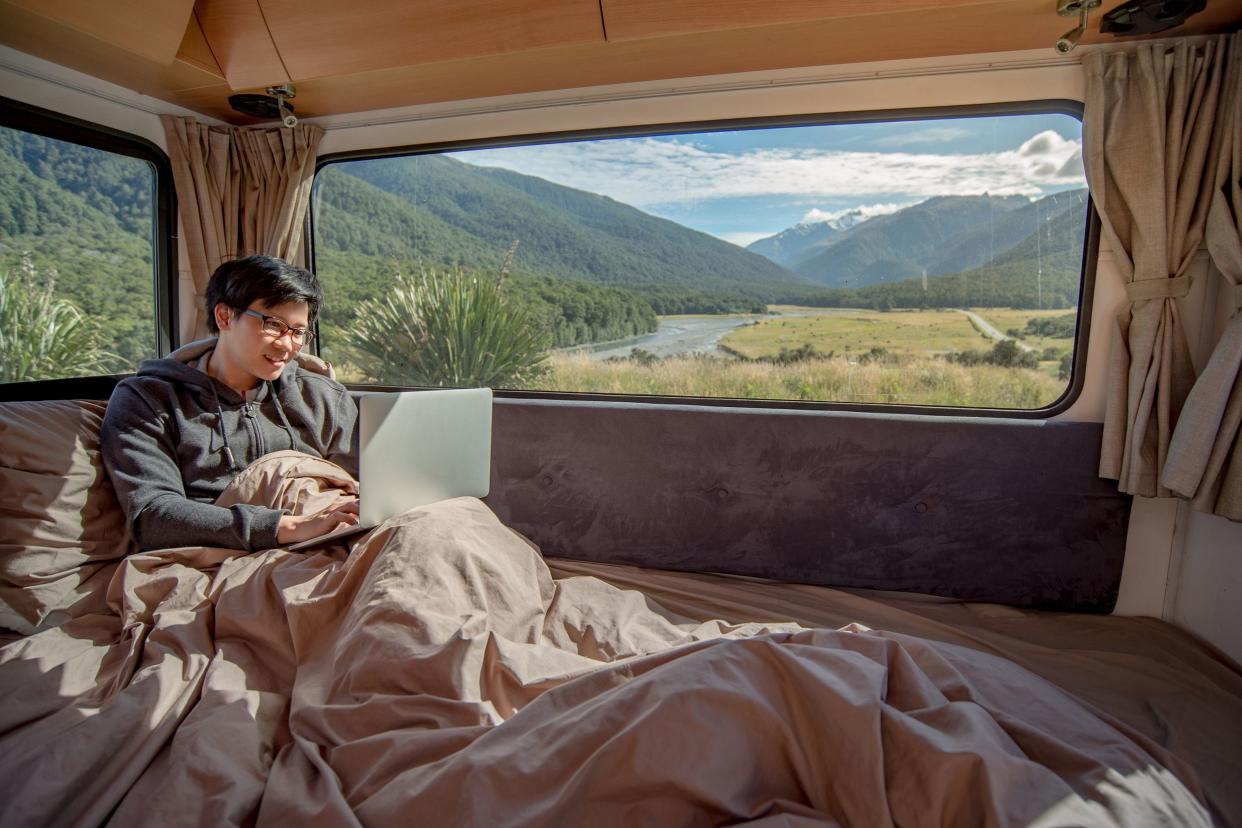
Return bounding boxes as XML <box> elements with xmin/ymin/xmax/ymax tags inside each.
<box><xmin>484</xmin><ymin>398</ymin><xmax>1130</xmax><ymax>612</ymax></box>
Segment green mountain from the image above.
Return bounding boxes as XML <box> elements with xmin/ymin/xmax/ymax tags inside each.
<box><xmin>790</xmin><ymin>195</ymin><xmax>1029</xmax><ymax>288</ymax></box>
<box><xmin>315</xmin><ymin>155</ymin><xmax>811</xmax><ymax>308</ymax></box>
<box><xmin>922</xmin><ymin>189</ymin><xmax>1088</xmax><ymax>277</ymax></box>
<box><xmin>745</xmin><ymin>205</ymin><xmax>908</xmax><ymax>269</ymax></box>
<box><xmin>0</xmin><ymin>127</ymin><xmax>156</xmax><ymax>366</ymax></box>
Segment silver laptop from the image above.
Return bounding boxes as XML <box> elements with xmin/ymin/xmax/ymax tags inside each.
<box><xmin>288</xmin><ymin>387</ymin><xmax>493</xmax><ymax>551</ymax></box>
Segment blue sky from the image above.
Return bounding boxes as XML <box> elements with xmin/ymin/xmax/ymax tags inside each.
<box><xmin>448</xmin><ymin>113</ymin><xmax>1086</xmax><ymax>247</ymax></box>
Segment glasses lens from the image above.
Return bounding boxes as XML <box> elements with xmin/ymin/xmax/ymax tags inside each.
<box><xmin>251</xmin><ymin>309</ymin><xmax>312</xmax><ymax>345</ymax></box>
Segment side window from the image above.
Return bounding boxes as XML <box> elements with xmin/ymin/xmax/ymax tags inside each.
<box><xmin>312</xmin><ymin>106</ymin><xmax>1091</xmax><ymax>412</ymax></box>
<box><xmin>0</xmin><ymin>103</ymin><xmax>166</xmax><ymax>385</ymax></box>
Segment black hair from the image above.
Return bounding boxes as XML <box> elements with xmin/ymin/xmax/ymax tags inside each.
<box><xmin>205</xmin><ymin>255</ymin><xmax>322</xmax><ymax>334</ymax></box>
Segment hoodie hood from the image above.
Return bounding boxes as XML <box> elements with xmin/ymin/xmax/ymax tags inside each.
<box><xmin>137</xmin><ymin>337</ymin><xmax>338</xmax><ymax>402</ymax></box>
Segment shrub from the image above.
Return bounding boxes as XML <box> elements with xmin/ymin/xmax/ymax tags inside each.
<box><xmin>605</xmin><ymin>347</ymin><xmax>660</xmax><ymax>367</ymax></box>
<box><xmin>1023</xmin><ymin>313</ymin><xmax>1077</xmax><ymax>339</ymax></box>
<box><xmin>347</xmin><ymin>264</ymin><xmax>548</xmax><ymax>387</ymax></box>
<box><xmin>1040</xmin><ymin>346</ymin><xmax>1065</xmax><ymax>361</ymax></box>
<box><xmin>0</xmin><ymin>254</ymin><xmax>121</xmax><ymax>383</ymax></box>
<box><xmin>988</xmin><ymin>342</ymin><xmax>1038</xmax><ymax>369</ymax></box>
<box><xmin>944</xmin><ymin>339</ymin><xmax>1038</xmax><ymax>370</ymax></box>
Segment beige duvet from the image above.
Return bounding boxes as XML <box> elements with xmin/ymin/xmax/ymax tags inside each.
<box><xmin>1</xmin><ymin>451</ymin><xmax>1239</xmax><ymax>827</ymax></box>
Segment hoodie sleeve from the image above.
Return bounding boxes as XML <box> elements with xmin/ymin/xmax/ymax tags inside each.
<box><xmin>101</xmin><ymin>383</ymin><xmax>284</xmax><ymax>552</ymax></box>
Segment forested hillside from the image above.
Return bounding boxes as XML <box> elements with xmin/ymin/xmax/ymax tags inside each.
<box><xmin>314</xmin><ymin>156</ymin><xmax>811</xmax><ymax>313</ymax></box>
<box><xmin>0</xmin><ymin>127</ymin><xmax>155</xmax><ymax>365</ymax></box>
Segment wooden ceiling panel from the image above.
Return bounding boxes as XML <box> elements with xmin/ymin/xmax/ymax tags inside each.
<box><xmin>602</xmin><ymin>0</ymin><xmax>1005</xmax><ymax>41</ymax></box>
<box><xmin>175</xmin><ymin>12</ymin><xmax>225</xmax><ymax>79</ymax></box>
<box><xmin>258</xmin><ymin>0</ymin><xmax>605</xmax><ymax>82</ymax></box>
<box><xmin>194</xmin><ymin>0</ymin><xmax>289</xmax><ymax>90</ymax></box>
<box><xmin>221</xmin><ymin>0</ymin><xmax>1242</xmax><ymax>122</ymax></box>
<box><xmin>0</xmin><ymin>0</ymin><xmax>229</xmax><ymax>96</ymax></box>
<box><xmin>5</xmin><ymin>0</ymin><xmax>196</xmax><ymax>64</ymax></box>
<box><xmin>2</xmin><ymin>0</ymin><xmax>1240</xmax><ymax>124</ymax></box>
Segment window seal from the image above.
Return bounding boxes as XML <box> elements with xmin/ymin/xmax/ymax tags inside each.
<box><xmin>0</xmin><ymin>95</ymin><xmax>177</xmax><ymax>402</ymax></box>
<box><xmin>311</xmin><ymin>99</ymin><xmax>1096</xmax><ymax>420</ymax></box>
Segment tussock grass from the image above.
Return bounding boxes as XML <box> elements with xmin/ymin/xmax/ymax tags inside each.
<box><xmin>0</xmin><ymin>255</ymin><xmax>121</xmax><ymax>383</ymax></box>
<box><xmin>521</xmin><ymin>352</ymin><xmax>1067</xmax><ymax>409</ymax></box>
<box><xmin>346</xmin><ymin>264</ymin><xmax>547</xmax><ymax>387</ymax></box>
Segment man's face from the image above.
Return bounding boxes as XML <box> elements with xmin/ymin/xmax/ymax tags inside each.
<box><xmin>215</xmin><ymin>299</ymin><xmax>311</xmax><ymax>385</ymax></box>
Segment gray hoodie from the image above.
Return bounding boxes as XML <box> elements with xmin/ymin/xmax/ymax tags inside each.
<box><xmin>101</xmin><ymin>339</ymin><xmax>359</xmax><ymax>552</ymax></box>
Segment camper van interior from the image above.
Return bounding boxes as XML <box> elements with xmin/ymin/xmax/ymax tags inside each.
<box><xmin>1</xmin><ymin>1</ymin><xmax>1241</xmax><ymax>825</ymax></box>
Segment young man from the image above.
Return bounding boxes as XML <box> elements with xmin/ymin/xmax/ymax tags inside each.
<box><xmin>102</xmin><ymin>255</ymin><xmax>360</xmax><ymax>552</ymax></box>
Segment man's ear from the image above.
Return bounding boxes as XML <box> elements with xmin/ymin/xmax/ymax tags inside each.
<box><xmin>213</xmin><ymin>303</ymin><xmax>234</xmax><ymax>332</ymax></box>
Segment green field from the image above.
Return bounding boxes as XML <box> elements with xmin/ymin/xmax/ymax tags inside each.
<box><xmin>526</xmin><ymin>352</ymin><xmax>1066</xmax><ymax>408</ymax></box>
<box><xmin>723</xmin><ymin>308</ymin><xmax>992</xmax><ymax>359</ymax></box>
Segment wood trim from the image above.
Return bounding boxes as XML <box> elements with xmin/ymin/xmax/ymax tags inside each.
<box><xmin>175</xmin><ymin>12</ymin><xmax>225</xmax><ymax>79</ymax></box>
<box><xmin>4</xmin><ymin>0</ymin><xmax>196</xmax><ymax>64</ymax></box>
<box><xmin>194</xmin><ymin>0</ymin><xmax>289</xmax><ymax>90</ymax></box>
<box><xmin>0</xmin><ymin>0</ymin><xmax>231</xmax><ymax>96</ymax></box>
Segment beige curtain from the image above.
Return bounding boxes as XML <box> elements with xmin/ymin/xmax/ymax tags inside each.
<box><xmin>1162</xmin><ymin>34</ymin><xmax>1242</xmax><ymax>521</ymax></box>
<box><xmin>161</xmin><ymin>118</ymin><xmax>324</xmax><ymax>340</ymax></box>
<box><xmin>234</xmin><ymin>125</ymin><xmax>324</xmax><ymax>267</ymax></box>
<box><xmin>1083</xmin><ymin>38</ymin><xmax>1231</xmax><ymax>497</ymax></box>
<box><xmin>161</xmin><ymin>116</ymin><xmax>239</xmax><ymax>340</ymax></box>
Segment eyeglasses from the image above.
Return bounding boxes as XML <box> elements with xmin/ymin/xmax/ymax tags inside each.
<box><xmin>238</xmin><ymin>307</ymin><xmax>314</xmax><ymax>346</ymax></box>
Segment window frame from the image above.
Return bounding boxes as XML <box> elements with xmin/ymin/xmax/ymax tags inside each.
<box><xmin>312</xmin><ymin>99</ymin><xmax>1098</xmax><ymax>419</ymax></box>
<box><xmin>0</xmin><ymin>95</ymin><xmax>178</xmax><ymax>402</ymax></box>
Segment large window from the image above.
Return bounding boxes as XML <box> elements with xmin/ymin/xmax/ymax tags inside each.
<box><xmin>0</xmin><ymin>100</ymin><xmax>170</xmax><ymax>387</ymax></box>
<box><xmin>312</xmin><ymin>105</ymin><xmax>1092</xmax><ymax>412</ymax></box>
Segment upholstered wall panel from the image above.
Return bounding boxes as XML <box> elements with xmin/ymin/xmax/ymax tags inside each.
<box><xmin>485</xmin><ymin>399</ymin><xmax>1130</xmax><ymax>612</ymax></box>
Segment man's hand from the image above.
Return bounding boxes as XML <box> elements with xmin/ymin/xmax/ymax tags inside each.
<box><xmin>277</xmin><ymin>497</ymin><xmax>360</xmax><ymax>544</ymax></box>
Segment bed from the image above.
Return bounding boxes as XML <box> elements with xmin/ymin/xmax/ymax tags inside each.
<box><xmin>2</xmin><ymin>399</ymin><xmax>1240</xmax><ymax>827</ymax></box>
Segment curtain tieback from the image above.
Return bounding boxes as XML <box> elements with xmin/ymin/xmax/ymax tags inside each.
<box><xmin>1125</xmin><ymin>275</ymin><xmax>1192</xmax><ymax>302</ymax></box>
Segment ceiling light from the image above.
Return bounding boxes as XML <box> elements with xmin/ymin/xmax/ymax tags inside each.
<box><xmin>1054</xmin><ymin>0</ymin><xmax>1101</xmax><ymax>53</ymax></box>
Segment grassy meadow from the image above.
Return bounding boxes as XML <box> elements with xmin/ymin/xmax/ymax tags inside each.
<box><xmin>525</xmin><ymin>352</ymin><xmax>1066</xmax><ymax>408</ymax></box>
<box><xmin>721</xmin><ymin>308</ymin><xmax>988</xmax><ymax>359</ymax></box>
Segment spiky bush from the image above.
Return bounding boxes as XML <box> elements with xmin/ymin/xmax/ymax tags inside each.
<box><xmin>0</xmin><ymin>254</ymin><xmax>121</xmax><ymax>383</ymax></box>
<box><xmin>347</xmin><ymin>266</ymin><xmax>548</xmax><ymax>388</ymax></box>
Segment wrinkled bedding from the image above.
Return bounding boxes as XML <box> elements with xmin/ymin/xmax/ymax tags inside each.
<box><xmin>1</xmin><ymin>449</ymin><xmax>1237</xmax><ymax>827</ymax></box>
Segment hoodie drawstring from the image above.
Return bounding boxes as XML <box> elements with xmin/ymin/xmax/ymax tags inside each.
<box><xmin>208</xmin><ymin>382</ymin><xmax>240</xmax><ymax>472</ymax></box>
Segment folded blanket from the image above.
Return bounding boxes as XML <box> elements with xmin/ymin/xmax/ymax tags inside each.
<box><xmin>0</xmin><ymin>452</ymin><xmax>1211</xmax><ymax>827</ymax></box>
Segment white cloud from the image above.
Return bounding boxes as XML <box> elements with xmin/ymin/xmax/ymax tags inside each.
<box><xmin>452</xmin><ymin>129</ymin><xmax>1085</xmax><ymax>209</ymax></box>
<box><xmin>798</xmin><ymin>202</ymin><xmax>909</xmax><ymax>226</ymax></box>
<box><xmin>872</xmin><ymin>127</ymin><xmax>972</xmax><ymax>147</ymax></box>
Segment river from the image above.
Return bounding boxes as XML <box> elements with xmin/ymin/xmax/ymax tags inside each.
<box><xmin>569</xmin><ymin>308</ymin><xmax>876</xmax><ymax>361</ymax></box>
<box><xmin>572</xmin><ymin>314</ymin><xmax>765</xmax><ymax>362</ymax></box>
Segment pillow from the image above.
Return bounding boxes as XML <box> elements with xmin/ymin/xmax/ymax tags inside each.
<box><xmin>0</xmin><ymin>400</ymin><xmax>132</xmax><ymax>634</ymax></box>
